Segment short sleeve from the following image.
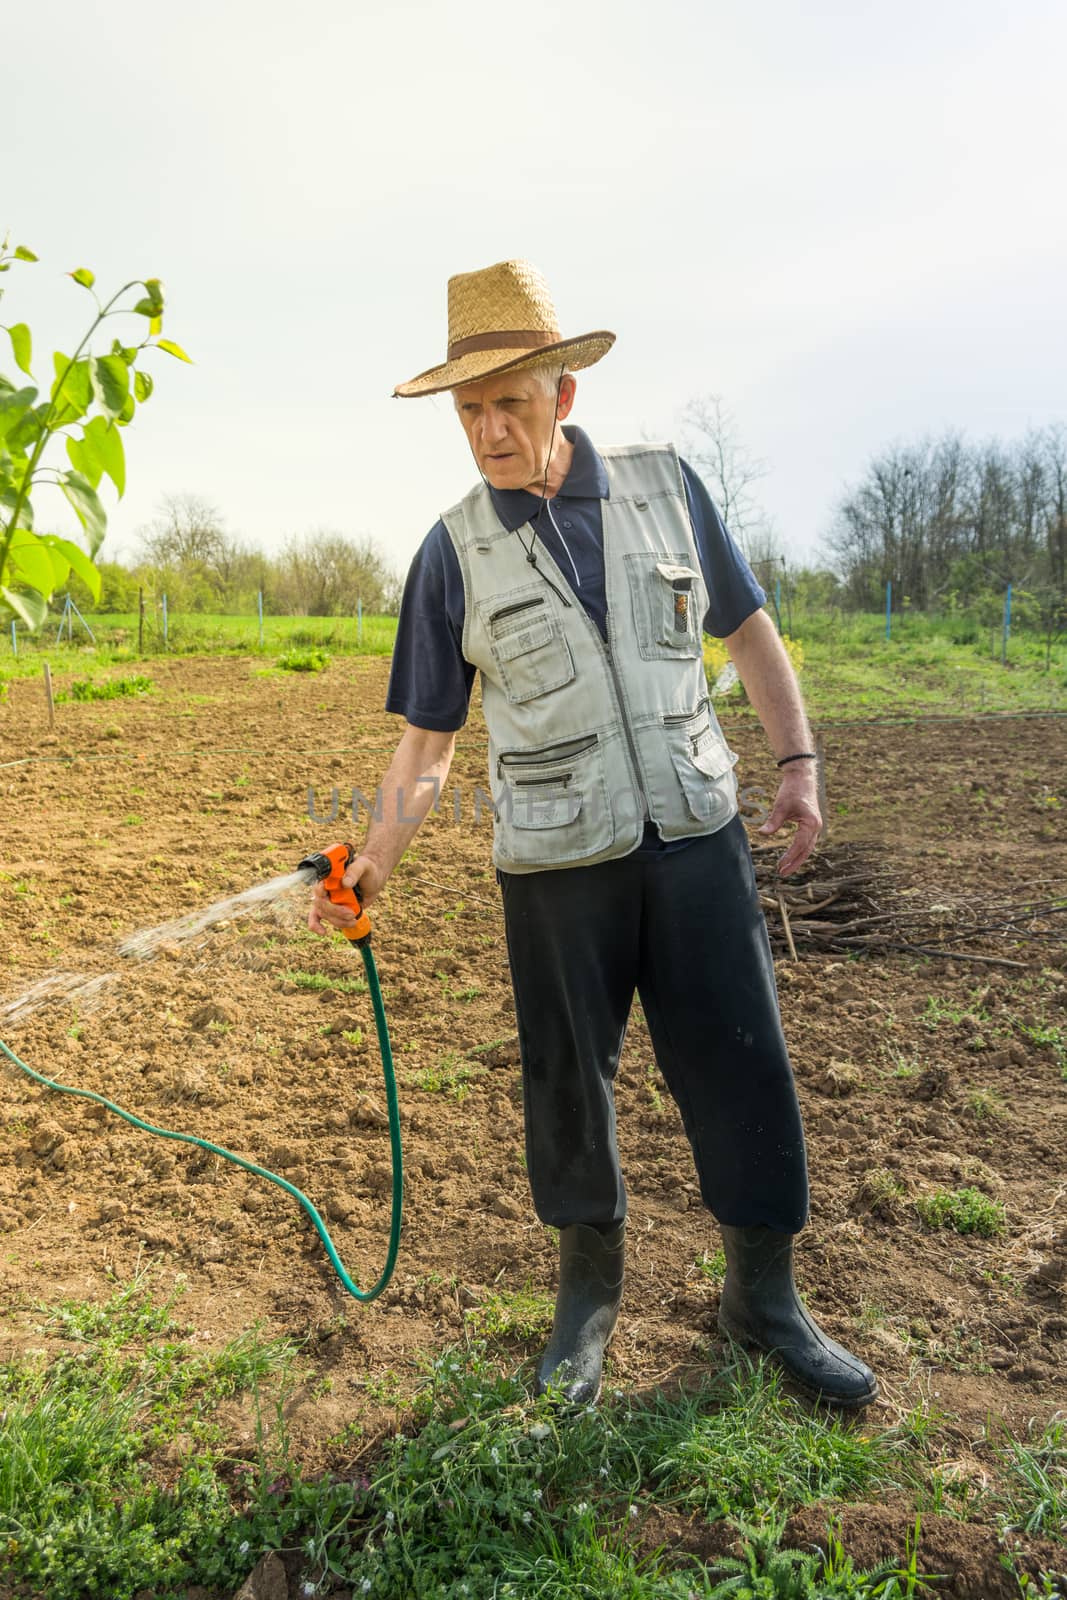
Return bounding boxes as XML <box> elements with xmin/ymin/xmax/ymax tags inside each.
<box><xmin>679</xmin><ymin>457</ymin><xmax>768</xmax><ymax>638</ymax></box>
<box><xmin>384</xmin><ymin>521</ymin><xmax>476</xmax><ymax>731</ymax></box>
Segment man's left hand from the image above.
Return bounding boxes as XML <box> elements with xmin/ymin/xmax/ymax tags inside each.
<box><xmin>757</xmin><ymin>765</ymin><xmax>822</xmax><ymax>877</ymax></box>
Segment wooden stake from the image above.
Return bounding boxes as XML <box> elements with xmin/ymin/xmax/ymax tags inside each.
<box><xmin>43</xmin><ymin>661</ymin><xmax>55</xmax><ymax>729</ymax></box>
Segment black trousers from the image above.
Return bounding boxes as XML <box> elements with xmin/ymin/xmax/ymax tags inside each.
<box><xmin>498</xmin><ymin>814</ymin><xmax>809</xmax><ymax>1235</ymax></box>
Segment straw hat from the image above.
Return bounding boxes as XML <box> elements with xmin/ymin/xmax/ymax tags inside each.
<box><xmin>393</xmin><ymin>259</ymin><xmax>615</xmax><ymax>398</ymax></box>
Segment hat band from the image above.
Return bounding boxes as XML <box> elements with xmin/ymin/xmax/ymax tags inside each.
<box><xmin>447</xmin><ymin>328</ymin><xmax>561</xmax><ymax>361</ymax></box>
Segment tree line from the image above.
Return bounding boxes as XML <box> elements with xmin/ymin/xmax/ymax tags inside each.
<box><xmin>70</xmin><ymin>493</ymin><xmax>402</xmax><ymax>617</ymax></box>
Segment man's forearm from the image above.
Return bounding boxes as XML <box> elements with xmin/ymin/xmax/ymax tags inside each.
<box><xmin>363</xmin><ymin>725</ymin><xmax>456</xmax><ymax>879</ymax></box>
<box><xmin>723</xmin><ymin>608</ymin><xmax>813</xmax><ymax>760</ymax></box>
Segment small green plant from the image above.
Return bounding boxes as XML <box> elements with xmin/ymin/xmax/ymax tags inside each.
<box><xmin>276</xmin><ymin>647</ymin><xmax>329</xmax><ymax>673</ymax></box>
<box><xmin>57</xmin><ymin>673</ymin><xmax>153</xmax><ymax>701</ymax></box>
<box><xmin>464</xmin><ymin>1285</ymin><xmax>555</xmax><ymax>1342</ymax></box>
<box><xmin>284</xmin><ymin>968</ymin><xmax>367</xmax><ymax>995</ymax></box>
<box><xmin>408</xmin><ymin>1050</ymin><xmax>485</xmax><ymax>1102</ymax></box>
<box><xmin>996</xmin><ymin>1413</ymin><xmax>1067</xmax><ymax>1541</ymax></box>
<box><xmin>915</xmin><ymin>1186</ymin><xmax>1006</xmax><ymax>1237</ymax></box>
<box><xmin>696</xmin><ymin>1247</ymin><xmax>727</xmax><ymax>1285</ymax></box>
<box><xmin>965</xmin><ymin>1088</ymin><xmax>1007</xmax><ymax>1121</ymax></box>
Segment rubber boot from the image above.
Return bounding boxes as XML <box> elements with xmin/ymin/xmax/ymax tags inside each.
<box><xmin>717</xmin><ymin>1225</ymin><xmax>878</xmax><ymax>1408</ymax></box>
<box><xmin>535</xmin><ymin>1222</ymin><xmax>625</xmax><ymax>1405</ymax></box>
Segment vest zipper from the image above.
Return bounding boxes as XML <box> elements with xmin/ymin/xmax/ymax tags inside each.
<box><xmin>499</xmin><ymin>734</ymin><xmax>598</xmax><ymax>768</ymax></box>
<box><xmin>490</xmin><ymin>596</ymin><xmax>545</xmax><ymax>626</ymax></box>
<box><xmin>662</xmin><ymin>697</ymin><xmax>710</xmax><ymax>725</ymax></box>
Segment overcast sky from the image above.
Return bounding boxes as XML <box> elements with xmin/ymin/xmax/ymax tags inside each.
<box><xmin>4</xmin><ymin>0</ymin><xmax>1065</xmax><ymax>580</ymax></box>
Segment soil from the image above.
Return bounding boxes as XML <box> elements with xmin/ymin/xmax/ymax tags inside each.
<box><xmin>1</xmin><ymin>656</ymin><xmax>1065</xmax><ymax>1597</ymax></box>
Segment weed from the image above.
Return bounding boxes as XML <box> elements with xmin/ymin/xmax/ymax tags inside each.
<box><xmin>914</xmin><ymin>1187</ymin><xmax>1006</xmax><ymax>1238</ymax></box>
<box><xmin>464</xmin><ymin>1285</ymin><xmax>555</xmax><ymax>1342</ymax></box>
<box><xmin>276</xmin><ymin>647</ymin><xmax>329</xmax><ymax>673</ymax></box>
<box><xmin>285</xmin><ymin>968</ymin><xmax>368</xmax><ymax>996</ymax></box>
<box><xmin>66</xmin><ymin>674</ymin><xmax>154</xmax><ymax>701</ymax></box>
<box><xmin>996</xmin><ymin>1413</ymin><xmax>1067</xmax><ymax>1540</ymax></box>
<box><xmin>965</xmin><ymin>1088</ymin><xmax>1007</xmax><ymax>1121</ymax></box>
<box><xmin>695</xmin><ymin>1248</ymin><xmax>727</xmax><ymax>1286</ymax></box>
<box><xmin>408</xmin><ymin>1051</ymin><xmax>485</xmax><ymax>1102</ymax></box>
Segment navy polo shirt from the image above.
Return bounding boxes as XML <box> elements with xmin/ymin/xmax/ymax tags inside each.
<box><xmin>385</xmin><ymin>425</ymin><xmax>766</xmax><ymax>855</ymax></box>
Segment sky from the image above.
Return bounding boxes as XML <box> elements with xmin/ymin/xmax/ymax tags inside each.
<box><xmin>4</xmin><ymin>0</ymin><xmax>1066</xmax><ymax>579</ymax></box>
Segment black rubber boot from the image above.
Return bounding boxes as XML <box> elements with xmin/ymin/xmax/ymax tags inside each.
<box><xmin>535</xmin><ymin>1222</ymin><xmax>625</xmax><ymax>1405</ymax></box>
<box><xmin>718</xmin><ymin>1225</ymin><xmax>878</xmax><ymax>1409</ymax></box>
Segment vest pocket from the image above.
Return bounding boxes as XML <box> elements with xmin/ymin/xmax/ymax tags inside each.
<box><xmin>663</xmin><ymin>703</ymin><xmax>738</xmax><ymax>822</ymax></box>
<box><xmin>625</xmin><ymin>554</ymin><xmax>703</xmax><ymax>660</ymax></box>
<box><xmin>487</xmin><ymin>594</ymin><xmax>575</xmax><ymax>704</ymax></box>
<box><xmin>496</xmin><ymin>735</ymin><xmax>614</xmax><ymax>865</ymax></box>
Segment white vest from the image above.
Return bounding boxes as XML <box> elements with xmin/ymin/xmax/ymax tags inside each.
<box><xmin>442</xmin><ymin>442</ymin><xmax>739</xmax><ymax>873</ymax></box>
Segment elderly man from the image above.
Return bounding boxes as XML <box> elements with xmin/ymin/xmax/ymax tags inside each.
<box><xmin>310</xmin><ymin>259</ymin><xmax>877</xmax><ymax>1409</ymax></box>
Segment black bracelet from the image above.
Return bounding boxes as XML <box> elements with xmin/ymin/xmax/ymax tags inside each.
<box><xmin>776</xmin><ymin>752</ymin><xmax>817</xmax><ymax>768</ymax></box>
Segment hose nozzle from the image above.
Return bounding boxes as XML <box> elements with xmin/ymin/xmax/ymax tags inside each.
<box><xmin>297</xmin><ymin>843</ymin><xmax>372</xmax><ymax>944</ymax></box>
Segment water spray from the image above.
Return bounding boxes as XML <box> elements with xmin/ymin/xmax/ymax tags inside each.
<box><xmin>0</xmin><ymin>846</ymin><xmax>403</xmax><ymax>1303</ymax></box>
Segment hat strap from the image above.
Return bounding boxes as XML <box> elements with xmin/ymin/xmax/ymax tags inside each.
<box><xmin>447</xmin><ymin>328</ymin><xmax>561</xmax><ymax>360</ymax></box>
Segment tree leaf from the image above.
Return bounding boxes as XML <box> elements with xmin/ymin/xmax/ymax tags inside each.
<box><xmin>59</xmin><ymin>470</ymin><xmax>107</xmax><ymax>554</ymax></box>
<box><xmin>0</xmin><ymin>585</ymin><xmax>48</xmax><ymax>630</ymax></box>
<box><xmin>143</xmin><ymin>277</ymin><xmax>164</xmax><ymax>306</ymax></box>
<box><xmin>116</xmin><ymin>392</ymin><xmax>136</xmax><ymax>425</ymax></box>
<box><xmin>134</xmin><ymin>370</ymin><xmax>154</xmax><ymax>403</ymax></box>
<box><xmin>149</xmin><ymin>314</ymin><xmax>163</xmax><ymax>336</ymax></box>
<box><xmin>66</xmin><ymin>430</ymin><xmax>101</xmax><ymax>490</ymax></box>
<box><xmin>7</xmin><ymin>323</ymin><xmax>32</xmax><ymax>376</ymax></box>
<box><xmin>51</xmin><ymin>353</ymin><xmax>93</xmax><ymax>418</ymax></box>
<box><xmin>156</xmin><ymin>338</ymin><xmax>191</xmax><ymax>363</ymax></box>
<box><xmin>70</xmin><ymin>267</ymin><xmax>95</xmax><ymax>290</ymax></box>
<box><xmin>8</xmin><ymin>529</ymin><xmax>59</xmax><ymax>596</ymax></box>
<box><xmin>89</xmin><ymin>354</ymin><xmax>130</xmax><ymax>420</ymax></box>
<box><xmin>13</xmin><ymin>246</ymin><xmax>38</xmax><ymax>263</ymax></box>
<box><xmin>88</xmin><ymin>414</ymin><xmax>125</xmax><ymax>497</ymax></box>
<box><xmin>42</xmin><ymin>535</ymin><xmax>101</xmax><ymax>602</ymax></box>
<box><xmin>0</xmin><ymin>386</ymin><xmax>38</xmax><ymax>443</ymax></box>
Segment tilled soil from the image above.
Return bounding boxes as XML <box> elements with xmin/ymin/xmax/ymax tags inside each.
<box><xmin>1</xmin><ymin>656</ymin><xmax>1065</xmax><ymax>1594</ymax></box>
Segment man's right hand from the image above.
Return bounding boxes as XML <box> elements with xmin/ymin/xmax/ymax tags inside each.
<box><xmin>307</xmin><ymin>851</ymin><xmax>388</xmax><ymax>936</ymax></box>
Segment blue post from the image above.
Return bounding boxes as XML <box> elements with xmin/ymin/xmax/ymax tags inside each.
<box><xmin>1002</xmin><ymin>582</ymin><xmax>1012</xmax><ymax>664</ymax></box>
<box><xmin>10</xmin><ymin>621</ymin><xmax>16</xmax><ymax>656</ymax></box>
<box><xmin>885</xmin><ymin>579</ymin><xmax>892</xmax><ymax>641</ymax></box>
<box><xmin>358</xmin><ymin>595</ymin><xmax>363</xmax><ymax>646</ymax></box>
<box><xmin>257</xmin><ymin>589</ymin><xmax>264</xmax><ymax>648</ymax></box>
<box><xmin>162</xmin><ymin>593</ymin><xmax>168</xmax><ymax>647</ymax></box>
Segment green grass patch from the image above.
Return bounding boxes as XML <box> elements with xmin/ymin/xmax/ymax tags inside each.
<box><xmin>464</xmin><ymin>1286</ymin><xmax>556</xmax><ymax>1343</ymax></box>
<box><xmin>3</xmin><ymin>1278</ymin><xmax>1055</xmax><ymax>1600</ymax></box>
<box><xmin>996</xmin><ymin>1414</ymin><xmax>1067</xmax><ymax>1542</ymax></box>
<box><xmin>914</xmin><ymin>1186</ymin><xmax>1006</xmax><ymax>1237</ymax></box>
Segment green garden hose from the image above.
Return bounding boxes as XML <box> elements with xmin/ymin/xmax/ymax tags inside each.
<box><xmin>0</xmin><ymin>940</ymin><xmax>403</xmax><ymax>1303</ymax></box>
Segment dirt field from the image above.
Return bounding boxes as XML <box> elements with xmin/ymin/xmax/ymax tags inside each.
<box><xmin>1</xmin><ymin>657</ymin><xmax>1065</xmax><ymax>1593</ymax></box>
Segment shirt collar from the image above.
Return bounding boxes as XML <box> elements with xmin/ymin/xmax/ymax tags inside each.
<box><xmin>487</xmin><ymin>425</ymin><xmax>611</xmax><ymax>533</ymax></box>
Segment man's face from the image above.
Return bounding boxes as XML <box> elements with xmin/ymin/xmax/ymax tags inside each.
<box><xmin>453</xmin><ymin>369</ymin><xmax>576</xmax><ymax>492</ymax></box>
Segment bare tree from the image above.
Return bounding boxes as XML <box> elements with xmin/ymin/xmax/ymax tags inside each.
<box><xmin>679</xmin><ymin>394</ymin><xmax>775</xmax><ymax>559</ymax></box>
<box><xmin>275</xmin><ymin>528</ymin><xmax>396</xmax><ymax>616</ymax></box>
<box><xmin>138</xmin><ymin>493</ymin><xmax>229</xmax><ymax>571</ymax></box>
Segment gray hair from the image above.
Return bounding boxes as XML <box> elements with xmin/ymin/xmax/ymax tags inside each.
<box><xmin>522</xmin><ymin>358</ymin><xmax>573</xmax><ymax>397</ymax></box>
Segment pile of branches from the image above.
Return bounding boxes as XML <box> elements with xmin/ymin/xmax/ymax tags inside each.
<box><xmin>751</xmin><ymin>841</ymin><xmax>1066</xmax><ymax>969</ymax></box>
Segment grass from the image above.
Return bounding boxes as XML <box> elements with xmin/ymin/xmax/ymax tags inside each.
<box><xmin>276</xmin><ymin>646</ymin><xmax>330</xmax><ymax>673</ymax></box>
<box><xmin>4</xmin><ymin>607</ymin><xmax>1066</xmax><ymax>722</ymax></box>
<box><xmin>914</xmin><ymin>1186</ymin><xmax>1007</xmax><ymax>1237</ymax></box>
<box><xmin>0</xmin><ymin>1278</ymin><xmax>1064</xmax><ymax>1598</ymax></box>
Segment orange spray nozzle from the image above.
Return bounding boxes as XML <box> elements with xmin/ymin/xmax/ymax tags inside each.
<box><xmin>297</xmin><ymin>843</ymin><xmax>372</xmax><ymax>944</ymax></box>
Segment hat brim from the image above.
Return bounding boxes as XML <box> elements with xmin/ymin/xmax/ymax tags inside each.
<box><xmin>393</xmin><ymin>330</ymin><xmax>616</xmax><ymax>398</ymax></box>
